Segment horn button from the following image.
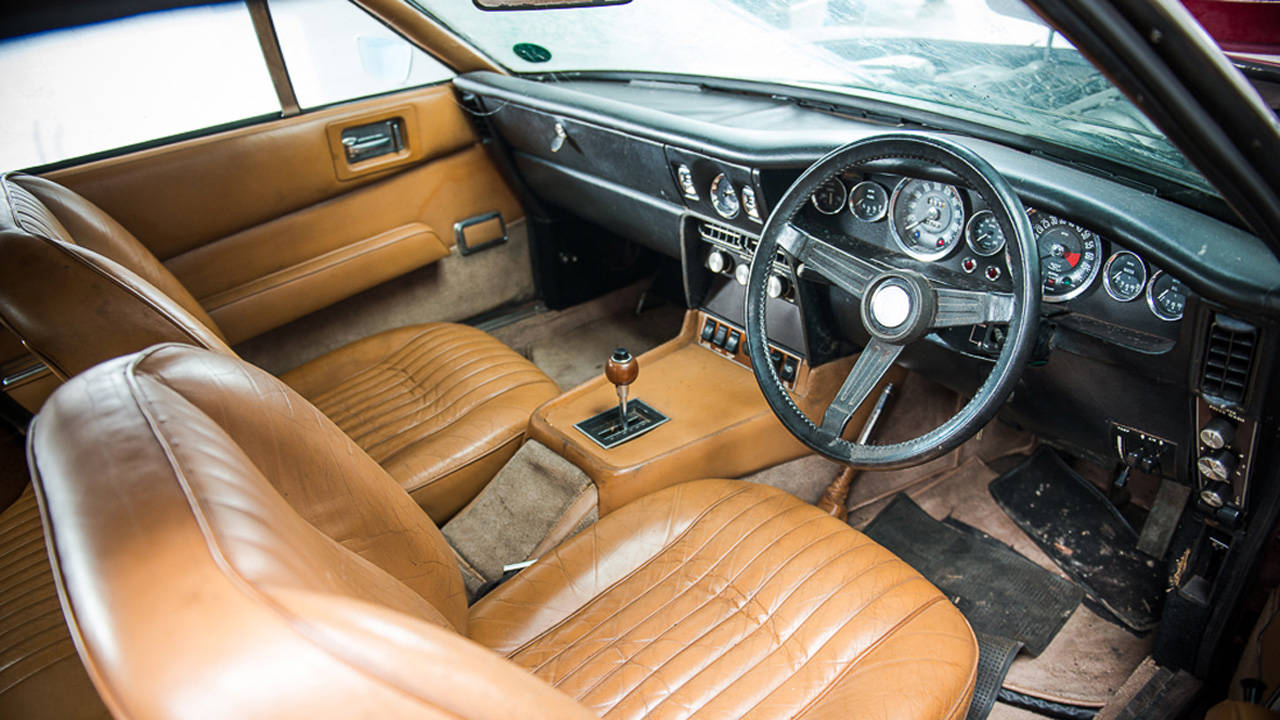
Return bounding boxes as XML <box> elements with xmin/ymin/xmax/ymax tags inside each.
<box><xmin>860</xmin><ymin>271</ymin><xmax>936</xmax><ymax>344</ymax></box>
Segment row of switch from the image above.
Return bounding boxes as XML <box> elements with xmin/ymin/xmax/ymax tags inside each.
<box><xmin>701</xmin><ymin>317</ymin><xmax>741</xmax><ymax>354</ymax></box>
<box><xmin>699</xmin><ymin>317</ymin><xmax>800</xmax><ymax>385</ymax></box>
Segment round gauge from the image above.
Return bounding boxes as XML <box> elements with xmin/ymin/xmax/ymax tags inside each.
<box><xmin>849</xmin><ymin>180</ymin><xmax>889</xmax><ymax>222</ymax></box>
<box><xmin>888</xmin><ymin>178</ymin><xmax>965</xmax><ymax>261</ymax></box>
<box><xmin>810</xmin><ymin>177</ymin><xmax>846</xmax><ymax>215</ymax></box>
<box><xmin>710</xmin><ymin>173</ymin><xmax>740</xmax><ymax>219</ymax></box>
<box><xmin>964</xmin><ymin>209</ymin><xmax>1005</xmax><ymax>257</ymax></box>
<box><xmin>1103</xmin><ymin>251</ymin><xmax>1147</xmax><ymax>302</ymax></box>
<box><xmin>1147</xmin><ymin>271</ymin><xmax>1187</xmax><ymax>321</ymax></box>
<box><xmin>1033</xmin><ymin>212</ymin><xmax>1102</xmax><ymax>301</ymax></box>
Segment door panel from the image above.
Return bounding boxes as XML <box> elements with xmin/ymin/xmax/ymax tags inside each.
<box><xmin>43</xmin><ymin>84</ymin><xmax>525</xmax><ymax>345</ymax></box>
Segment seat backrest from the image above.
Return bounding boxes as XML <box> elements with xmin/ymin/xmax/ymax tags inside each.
<box><xmin>29</xmin><ymin>344</ymin><xmax>592</xmax><ymax>719</ymax></box>
<box><xmin>0</xmin><ymin>173</ymin><xmax>230</xmax><ymax>379</ymax></box>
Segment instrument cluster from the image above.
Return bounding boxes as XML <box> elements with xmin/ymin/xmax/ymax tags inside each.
<box><xmin>808</xmin><ymin>174</ymin><xmax>1189</xmax><ymax>322</ymax></box>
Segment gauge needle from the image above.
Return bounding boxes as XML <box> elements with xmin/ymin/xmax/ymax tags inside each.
<box><xmin>905</xmin><ymin>207</ymin><xmax>940</xmax><ymax>231</ymax></box>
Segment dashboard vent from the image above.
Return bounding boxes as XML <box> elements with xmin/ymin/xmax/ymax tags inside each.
<box><xmin>698</xmin><ymin>222</ymin><xmax>745</xmax><ymax>250</ymax></box>
<box><xmin>1201</xmin><ymin>315</ymin><xmax>1257</xmax><ymax>405</ymax></box>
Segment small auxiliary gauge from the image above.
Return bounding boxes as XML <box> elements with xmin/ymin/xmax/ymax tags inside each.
<box><xmin>741</xmin><ymin>185</ymin><xmax>762</xmax><ymax>222</ymax></box>
<box><xmin>849</xmin><ymin>180</ymin><xmax>889</xmax><ymax>222</ymax></box>
<box><xmin>710</xmin><ymin>173</ymin><xmax>740</xmax><ymax>219</ymax></box>
<box><xmin>1103</xmin><ymin>251</ymin><xmax>1147</xmax><ymax>302</ymax></box>
<box><xmin>964</xmin><ymin>210</ymin><xmax>1005</xmax><ymax>257</ymax></box>
<box><xmin>1147</xmin><ymin>271</ymin><xmax>1187</xmax><ymax>321</ymax></box>
<box><xmin>811</xmin><ymin>177</ymin><xmax>846</xmax><ymax>215</ymax></box>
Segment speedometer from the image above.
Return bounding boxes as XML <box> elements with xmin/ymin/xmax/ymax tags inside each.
<box><xmin>888</xmin><ymin>178</ymin><xmax>965</xmax><ymax>261</ymax></box>
<box><xmin>1033</xmin><ymin>212</ymin><xmax>1101</xmax><ymax>302</ymax></box>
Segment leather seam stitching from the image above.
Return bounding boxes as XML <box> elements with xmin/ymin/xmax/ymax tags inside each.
<box><xmin>575</xmin><ymin>523</ymin><xmax>874</xmax><ymax>707</ymax></box>
<box><xmin>789</xmin><ymin>595</ymin><xmax>948</xmax><ymax>720</ymax></box>
<box><xmin>495</xmin><ymin>484</ymin><xmax>756</xmax><ymax>659</ymax></box>
<box><xmin>545</xmin><ymin>501</ymin><xmax>822</xmax><ymax>690</ymax></box>
<box><xmin>518</xmin><ymin>490</ymin><xmax>782</xmax><ymax>674</ymax></box>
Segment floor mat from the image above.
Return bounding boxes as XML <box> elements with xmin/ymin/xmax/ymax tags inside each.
<box><xmin>989</xmin><ymin>447</ymin><xmax>1164</xmax><ymax>632</ymax></box>
<box><xmin>970</xmin><ymin>633</ymin><xmax>1024</xmax><ymax>720</ymax></box>
<box><xmin>863</xmin><ymin>494</ymin><xmax>1083</xmax><ymax>656</ymax></box>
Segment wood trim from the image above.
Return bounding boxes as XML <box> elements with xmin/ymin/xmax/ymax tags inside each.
<box><xmin>247</xmin><ymin>0</ymin><xmax>301</xmax><ymax>116</ymax></box>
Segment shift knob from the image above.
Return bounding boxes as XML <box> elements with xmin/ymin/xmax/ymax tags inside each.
<box><xmin>605</xmin><ymin>348</ymin><xmax>638</xmax><ymax>429</ymax></box>
<box><xmin>605</xmin><ymin>347</ymin><xmax>638</xmax><ymax>387</ymax></box>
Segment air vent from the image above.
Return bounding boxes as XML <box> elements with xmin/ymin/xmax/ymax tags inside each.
<box><xmin>698</xmin><ymin>222</ymin><xmax>745</xmax><ymax>250</ymax></box>
<box><xmin>1201</xmin><ymin>315</ymin><xmax>1257</xmax><ymax>405</ymax></box>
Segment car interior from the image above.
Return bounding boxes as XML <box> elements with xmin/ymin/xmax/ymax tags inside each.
<box><xmin>1</xmin><ymin>0</ymin><xmax>1279</xmax><ymax>719</ymax></box>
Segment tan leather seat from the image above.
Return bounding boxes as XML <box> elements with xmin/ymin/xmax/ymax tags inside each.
<box><xmin>0</xmin><ymin>488</ymin><xmax>109</xmax><ymax>719</ymax></box>
<box><xmin>0</xmin><ymin>173</ymin><xmax>555</xmax><ymax>716</ymax></box>
<box><xmin>0</xmin><ymin>172</ymin><xmax>558</xmax><ymax>520</ymax></box>
<box><xmin>29</xmin><ymin>344</ymin><xmax>978</xmax><ymax>719</ymax></box>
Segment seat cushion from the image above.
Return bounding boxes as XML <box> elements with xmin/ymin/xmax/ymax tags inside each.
<box><xmin>281</xmin><ymin>323</ymin><xmax>559</xmax><ymax>523</ymax></box>
<box><xmin>470</xmin><ymin>479</ymin><xmax>978</xmax><ymax>720</ymax></box>
<box><xmin>0</xmin><ymin>487</ymin><xmax>108</xmax><ymax>720</ymax></box>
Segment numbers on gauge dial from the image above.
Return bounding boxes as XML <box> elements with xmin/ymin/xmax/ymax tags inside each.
<box><xmin>1103</xmin><ymin>251</ymin><xmax>1147</xmax><ymax>302</ymax></box>
<box><xmin>1033</xmin><ymin>212</ymin><xmax>1101</xmax><ymax>302</ymax></box>
<box><xmin>888</xmin><ymin>178</ymin><xmax>965</xmax><ymax>262</ymax></box>
<box><xmin>811</xmin><ymin>177</ymin><xmax>847</xmax><ymax>215</ymax></box>
<box><xmin>964</xmin><ymin>209</ymin><xmax>1005</xmax><ymax>257</ymax></box>
<box><xmin>1147</xmin><ymin>271</ymin><xmax>1187</xmax><ymax>321</ymax></box>
<box><xmin>849</xmin><ymin>180</ymin><xmax>888</xmax><ymax>222</ymax></box>
<box><xmin>710</xmin><ymin>173</ymin><xmax>740</xmax><ymax>219</ymax></box>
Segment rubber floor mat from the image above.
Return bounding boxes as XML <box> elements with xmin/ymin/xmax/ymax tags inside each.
<box><xmin>968</xmin><ymin>633</ymin><xmax>1023</xmax><ymax>720</ymax></box>
<box><xmin>862</xmin><ymin>493</ymin><xmax>1083</xmax><ymax>656</ymax></box>
<box><xmin>989</xmin><ymin>447</ymin><xmax>1164</xmax><ymax>632</ymax></box>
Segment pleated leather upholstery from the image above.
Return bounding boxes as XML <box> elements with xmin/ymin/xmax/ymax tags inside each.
<box><xmin>0</xmin><ymin>488</ymin><xmax>107</xmax><ymax>719</ymax></box>
<box><xmin>470</xmin><ymin>479</ymin><xmax>978</xmax><ymax>720</ymax></box>
<box><xmin>282</xmin><ymin>323</ymin><xmax>560</xmax><ymax>522</ymax></box>
<box><xmin>31</xmin><ymin>344</ymin><xmax>978</xmax><ymax>719</ymax></box>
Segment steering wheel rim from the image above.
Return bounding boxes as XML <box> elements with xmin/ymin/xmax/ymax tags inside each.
<box><xmin>745</xmin><ymin>134</ymin><xmax>1041</xmax><ymax>469</ymax></box>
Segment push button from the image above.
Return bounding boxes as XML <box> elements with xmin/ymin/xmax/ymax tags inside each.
<box><xmin>725</xmin><ymin>330</ymin><xmax>741</xmax><ymax>354</ymax></box>
<box><xmin>770</xmin><ymin>349</ymin><xmax>783</xmax><ymax>369</ymax></box>
<box><xmin>701</xmin><ymin>318</ymin><xmax>716</xmax><ymax>342</ymax></box>
<box><xmin>712</xmin><ymin>324</ymin><xmax>728</xmax><ymax>348</ymax></box>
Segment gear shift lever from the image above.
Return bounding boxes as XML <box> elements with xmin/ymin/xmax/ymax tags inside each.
<box><xmin>604</xmin><ymin>347</ymin><xmax>638</xmax><ymax>429</ymax></box>
<box><xmin>574</xmin><ymin>346</ymin><xmax>666</xmax><ymax>449</ymax></box>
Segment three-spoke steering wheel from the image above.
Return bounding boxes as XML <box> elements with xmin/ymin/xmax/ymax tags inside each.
<box><xmin>745</xmin><ymin>134</ymin><xmax>1041</xmax><ymax>469</ymax></box>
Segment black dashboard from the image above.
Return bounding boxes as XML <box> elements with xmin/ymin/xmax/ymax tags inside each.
<box><xmin>456</xmin><ymin>71</ymin><xmax>1278</xmax><ymax>522</ymax></box>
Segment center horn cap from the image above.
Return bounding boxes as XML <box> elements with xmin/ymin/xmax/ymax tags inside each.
<box><xmin>860</xmin><ymin>271</ymin><xmax>936</xmax><ymax>344</ymax></box>
<box><xmin>870</xmin><ymin>284</ymin><xmax>912</xmax><ymax>328</ymax></box>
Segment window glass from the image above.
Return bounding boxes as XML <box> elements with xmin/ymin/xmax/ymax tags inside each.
<box><xmin>269</xmin><ymin>0</ymin><xmax>454</xmax><ymax>109</ymax></box>
<box><xmin>0</xmin><ymin>3</ymin><xmax>280</xmax><ymax>170</ymax></box>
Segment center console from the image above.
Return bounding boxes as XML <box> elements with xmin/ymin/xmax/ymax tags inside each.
<box><xmin>528</xmin><ymin>311</ymin><xmax>882</xmax><ymax>515</ymax></box>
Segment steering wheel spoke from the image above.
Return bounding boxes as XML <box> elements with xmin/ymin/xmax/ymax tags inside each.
<box><xmin>820</xmin><ymin>339</ymin><xmax>902</xmax><ymax>438</ymax></box>
<box><xmin>933</xmin><ymin>287</ymin><xmax>1015</xmax><ymax>328</ymax></box>
<box><xmin>778</xmin><ymin>223</ymin><xmax>879</xmax><ymax>298</ymax></box>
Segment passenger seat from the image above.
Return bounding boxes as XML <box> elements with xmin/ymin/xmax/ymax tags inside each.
<box><xmin>0</xmin><ymin>172</ymin><xmax>558</xmax><ymax>717</ymax></box>
<box><xmin>0</xmin><ymin>172</ymin><xmax>558</xmax><ymax>521</ymax></box>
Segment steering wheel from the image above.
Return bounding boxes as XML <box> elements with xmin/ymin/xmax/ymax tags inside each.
<box><xmin>745</xmin><ymin>134</ymin><xmax>1040</xmax><ymax>469</ymax></box>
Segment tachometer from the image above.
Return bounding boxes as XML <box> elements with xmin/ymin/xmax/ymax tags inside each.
<box><xmin>810</xmin><ymin>177</ymin><xmax>846</xmax><ymax>215</ymax></box>
<box><xmin>710</xmin><ymin>173</ymin><xmax>740</xmax><ymax>219</ymax></box>
<box><xmin>888</xmin><ymin>178</ymin><xmax>965</xmax><ymax>261</ymax></box>
<box><xmin>964</xmin><ymin>209</ymin><xmax>1005</xmax><ymax>257</ymax></box>
<box><xmin>1147</xmin><ymin>271</ymin><xmax>1187</xmax><ymax>321</ymax></box>
<box><xmin>1103</xmin><ymin>251</ymin><xmax>1147</xmax><ymax>302</ymax></box>
<box><xmin>1033</xmin><ymin>212</ymin><xmax>1101</xmax><ymax>301</ymax></box>
<box><xmin>849</xmin><ymin>180</ymin><xmax>888</xmax><ymax>222</ymax></box>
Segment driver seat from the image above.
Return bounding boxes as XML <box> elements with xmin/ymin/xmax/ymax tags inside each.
<box><xmin>29</xmin><ymin>344</ymin><xmax>978</xmax><ymax>719</ymax></box>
